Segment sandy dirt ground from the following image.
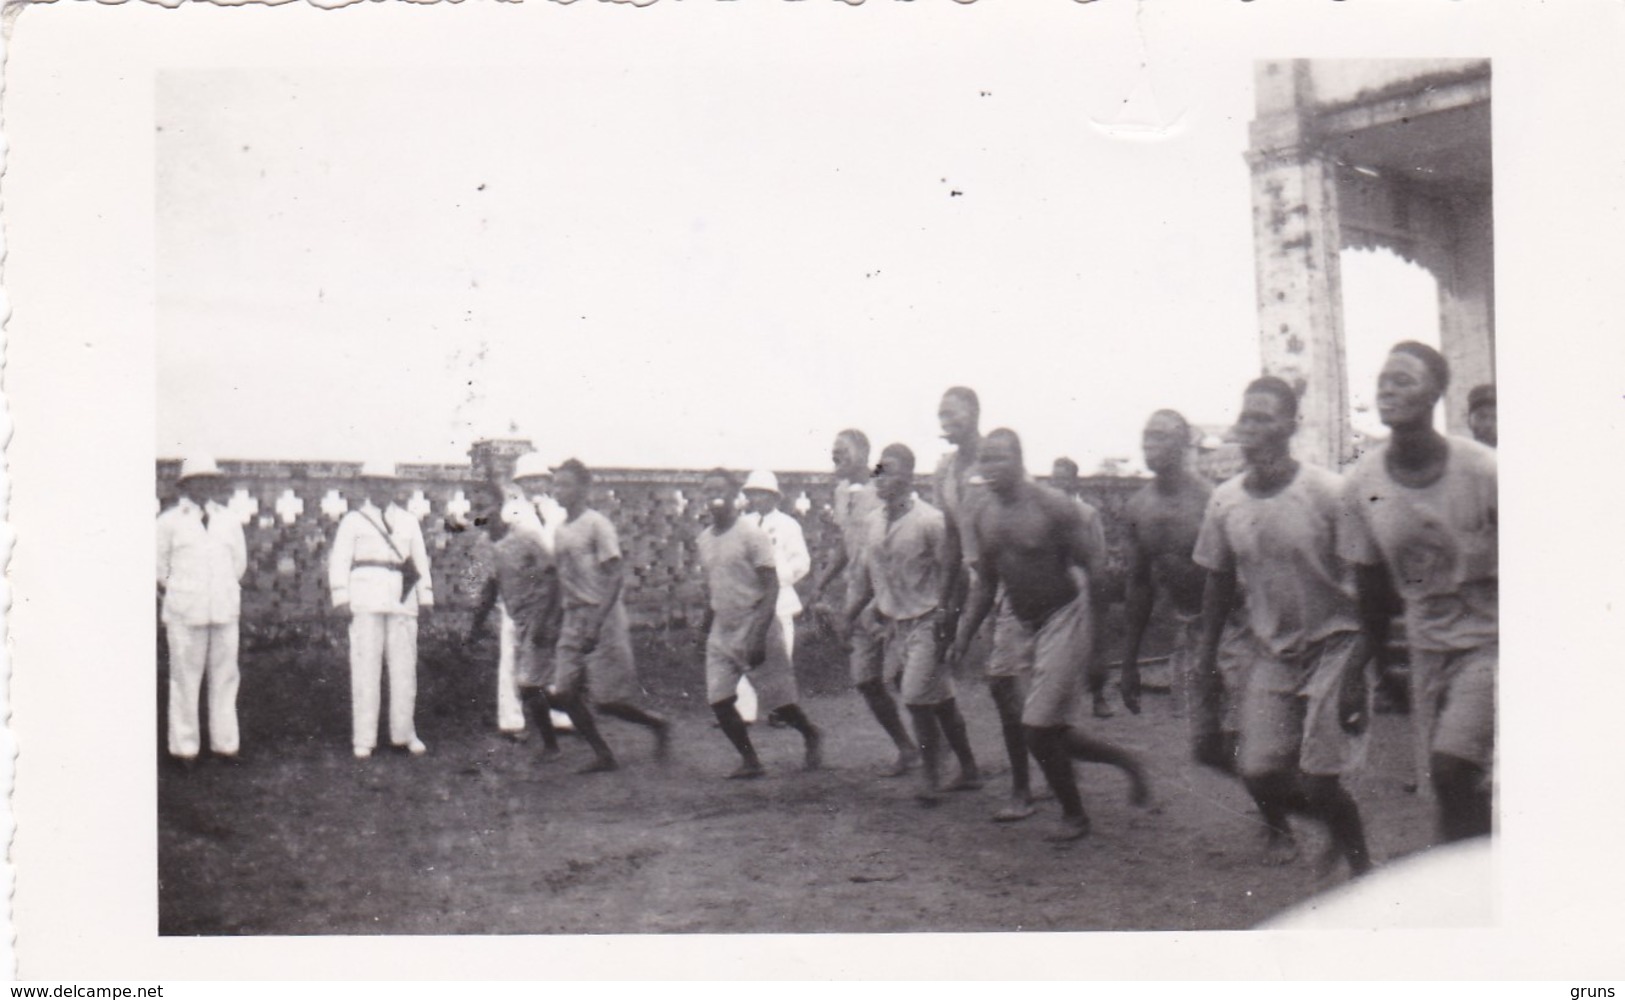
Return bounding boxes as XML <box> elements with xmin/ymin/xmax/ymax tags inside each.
<box><xmin>158</xmin><ymin>622</ymin><xmax>1441</xmax><ymax>936</ymax></box>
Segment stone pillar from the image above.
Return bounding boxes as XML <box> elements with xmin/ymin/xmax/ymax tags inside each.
<box><xmin>468</xmin><ymin>438</ymin><xmax>536</xmax><ymax>484</ymax></box>
<box><xmin>1246</xmin><ymin>60</ymin><xmax>1351</xmax><ymax>469</ymax></box>
<box><xmin>1435</xmin><ymin>193</ymin><xmax>1496</xmax><ymax>435</ymax></box>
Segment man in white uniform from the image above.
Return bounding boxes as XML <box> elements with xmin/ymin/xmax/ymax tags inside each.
<box><xmin>328</xmin><ymin>460</ymin><xmax>435</xmax><ymax>759</ymax></box>
<box><xmin>741</xmin><ymin>469</ymin><xmax>811</xmax><ymax>724</ymax></box>
<box><xmin>156</xmin><ymin>456</ymin><xmax>247</xmax><ymax>768</ymax></box>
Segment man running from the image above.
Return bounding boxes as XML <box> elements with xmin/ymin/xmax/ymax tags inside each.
<box><xmin>948</xmin><ymin>429</ymin><xmax>1149</xmax><ymax>841</ymax></box>
<box><xmin>1342</xmin><ymin>343</ymin><xmax>1497</xmax><ymax>843</ymax></box>
<box><xmin>1191</xmin><ymin>377</ymin><xmax>1373</xmax><ymax>876</ymax></box>
<box><xmin>845</xmin><ymin>444</ymin><xmax>980</xmax><ymax>803</ymax></box>
<box><xmin>548</xmin><ymin>459</ymin><xmax>670</xmax><ymax>773</ymax></box>
<box><xmin>467</xmin><ymin>480</ymin><xmax>564</xmax><ymax>756</ymax></box>
<box><xmin>1121</xmin><ymin>409</ymin><xmax>1249</xmax><ymax>768</ymax></box>
<box><xmin>810</xmin><ymin>430</ymin><xmax>917</xmax><ymax>774</ymax></box>
<box><xmin>1050</xmin><ymin>457</ymin><xmax>1117</xmax><ymax>718</ymax></box>
<box><xmin>697</xmin><ymin>468</ymin><xmax>823</xmax><ymax>779</ymax></box>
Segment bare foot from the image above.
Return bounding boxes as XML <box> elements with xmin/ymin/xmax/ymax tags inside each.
<box><xmin>882</xmin><ymin>748</ymin><xmax>920</xmax><ymax>778</ymax></box>
<box><xmin>943</xmin><ymin>768</ymin><xmax>984</xmax><ymax>792</ymax></box>
<box><xmin>1262</xmin><ymin>829</ymin><xmax>1300</xmax><ymax>866</ymax></box>
<box><xmin>1045</xmin><ymin>814</ymin><xmax>1092</xmax><ymax>842</ymax></box>
<box><xmin>992</xmin><ymin>798</ymin><xmax>1037</xmax><ymax>823</ymax></box>
<box><xmin>726</xmin><ymin>761</ymin><xmax>766</xmax><ymax>780</ymax></box>
<box><xmin>576</xmin><ymin>756</ymin><xmax>619</xmax><ymax>775</ymax></box>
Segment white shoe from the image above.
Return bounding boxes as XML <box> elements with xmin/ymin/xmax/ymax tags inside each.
<box><xmin>353</xmin><ymin>746</ymin><xmax>373</xmax><ymax>760</ymax></box>
<box><xmin>405</xmin><ymin>737</ymin><xmax>427</xmax><ymax>756</ymax></box>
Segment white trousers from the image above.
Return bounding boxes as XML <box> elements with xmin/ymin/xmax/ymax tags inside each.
<box><xmin>349</xmin><ymin>611</ymin><xmax>419</xmax><ymax>750</ymax></box>
<box><xmin>734</xmin><ymin>610</ymin><xmax>795</xmax><ymax>723</ymax></box>
<box><xmin>166</xmin><ymin>622</ymin><xmax>240</xmax><ymax>758</ymax></box>
<box><xmin>496</xmin><ymin>609</ymin><xmax>526</xmax><ymax>732</ymax></box>
<box><xmin>495</xmin><ymin>606</ymin><xmax>573</xmax><ymax>734</ymax></box>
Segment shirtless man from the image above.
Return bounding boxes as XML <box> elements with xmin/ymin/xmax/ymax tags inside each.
<box><xmin>934</xmin><ymin>388</ymin><xmax>1040</xmax><ymax>821</ymax></box>
<box><xmin>1343</xmin><ymin>343</ymin><xmax>1498</xmax><ymax>842</ymax></box>
<box><xmin>1192</xmin><ymin>377</ymin><xmax>1373</xmax><ymax>876</ymax></box>
<box><xmin>811</xmin><ymin>430</ymin><xmax>917</xmax><ymax>774</ymax></box>
<box><xmin>948</xmin><ymin>429</ymin><xmax>1150</xmax><ymax>841</ymax></box>
<box><xmin>1121</xmin><ymin>409</ymin><xmax>1248</xmax><ymax>769</ymax></box>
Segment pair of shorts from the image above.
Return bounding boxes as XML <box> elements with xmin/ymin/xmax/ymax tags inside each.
<box><xmin>1237</xmin><ymin>631</ymin><xmax>1370</xmax><ymax>778</ymax></box>
<box><xmin>884</xmin><ymin>613</ymin><xmax>954</xmax><ymax>706</ymax></box>
<box><xmin>848</xmin><ymin>601</ymin><xmax>888</xmax><ymax>687</ymax></box>
<box><xmin>552</xmin><ymin>600</ymin><xmax>639</xmax><ymax>704</ymax></box>
<box><xmin>707</xmin><ymin>611</ymin><xmax>799</xmax><ymax>709</ymax></box>
<box><xmin>1410</xmin><ymin>643</ymin><xmax>1496</xmax><ymax>771</ymax></box>
<box><xmin>986</xmin><ymin>587</ymin><xmax>1035</xmax><ymax>679</ymax></box>
<box><xmin>1021</xmin><ymin>595</ymin><xmax>1095</xmax><ymax>728</ymax></box>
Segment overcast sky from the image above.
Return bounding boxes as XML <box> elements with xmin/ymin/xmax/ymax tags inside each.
<box><xmin>156</xmin><ymin>21</ymin><xmax>1439</xmax><ymax>475</ymax></box>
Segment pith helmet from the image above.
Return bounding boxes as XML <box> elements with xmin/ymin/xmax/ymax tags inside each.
<box><xmin>742</xmin><ymin>469</ymin><xmax>781</xmax><ymax>496</ymax></box>
<box><xmin>177</xmin><ymin>455</ymin><xmax>224</xmax><ymax>482</ymax></box>
<box><xmin>512</xmin><ymin>452</ymin><xmax>552</xmax><ymax>482</ymax></box>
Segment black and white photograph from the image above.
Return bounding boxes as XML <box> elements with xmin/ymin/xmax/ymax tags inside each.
<box><xmin>5</xmin><ymin>0</ymin><xmax>1624</xmax><ymax>982</ymax></box>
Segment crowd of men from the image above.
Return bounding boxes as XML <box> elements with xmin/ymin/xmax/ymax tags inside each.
<box><xmin>157</xmin><ymin>339</ymin><xmax>1498</xmax><ymax>866</ymax></box>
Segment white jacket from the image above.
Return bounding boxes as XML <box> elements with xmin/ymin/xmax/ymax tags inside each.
<box><xmin>328</xmin><ymin>502</ymin><xmax>435</xmax><ymax>616</ymax></box>
<box><xmin>156</xmin><ymin>498</ymin><xmax>247</xmax><ymax>626</ymax></box>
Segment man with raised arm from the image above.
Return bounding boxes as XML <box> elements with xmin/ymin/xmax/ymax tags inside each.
<box><xmin>547</xmin><ymin>458</ymin><xmax>670</xmax><ymax>773</ymax></box>
<box><xmin>845</xmin><ymin>444</ymin><xmax>980</xmax><ymax>803</ymax></box>
<box><xmin>1342</xmin><ymin>343</ymin><xmax>1497</xmax><ymax>843</ymax></box>
<box><xmin>948</xmin><ymin>429</ymin><xmax>1150</xmax><ymax>842</ymax></box>
<box><xmin>697</xmin><ymin>468</ymin><xmax>823</xmax><ymax>779</ymax></box>
<box><xmin>810</xmin><ymin>430</ymin><xmax>917</xmax><ymax>774</ymax></box>
<box><xmin>1191</xmin><ymin>377</ymin><xmax>1373</xmax><ymax>876</ymax></box>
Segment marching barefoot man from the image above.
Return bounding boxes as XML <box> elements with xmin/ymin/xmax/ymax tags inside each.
<box><xmin>1120</xmin><ymin>409</ymin><xmax>1251</xmax><ymax>768</ymax></box>
<box><xmin>548</xmin><ymin>459</ymin><xmax>671</xmax><ymax>773</ymax></box>
<box><xmin>697</xmin><ymin>468</ymin><xmax>823</xmax><ymax>779</ymax></box>
<box><xmin>844</xmin><ymin>444</ymin><xmax>980</xmax><ymax>803</ymax></box>
<box><xmin>1050</xmin><ymin>457</ymin><xmax>1118</xmax><ymax>719</ymax></box>
<box><xmin>934</xmin><ymin>388</ymin><xmax>1038</xmax><ymax>821</ymax></box>
<box><xmin>948</xmin><ymin>429</ymin><xmax>1150</xmax><ymax>841</ymax></box>
<box><xmin>811</xmin><ymin>430</ymin><xmax>918</xmax><ymax>774</ymax></box>
<box><xmin>1192</xmin><ymin>377</ymin><xmax>1373</xmax><ymax>876</ymax></box>
<box><xmin>1343</xmin><ymin>343</ymin><xmax>1498</xmax><ymax>843</ymax></box>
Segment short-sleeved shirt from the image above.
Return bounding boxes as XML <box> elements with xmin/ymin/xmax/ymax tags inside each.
<box><xmin>554</xmin><ymin>508</ymin><xmax>622</xmax><ymax>609</ymax></box>
<box><xmin>697</xmin><ymin>518</ymin><xmax>778</xmax><ymax>616</ymax></box>
<box><xmin>492</xmin><ymin>532</ymin><xmax>558</xmax><ymax>631</ymax></box>
<box><xmin>1339</xmin><ymin>437</ymin><xmax>1498</xmax><ymax>653</ymax></box>
<box><xmin>832</xmin><ymin>479</ymin><xmax>883</xmax><ymax>567</ymax></box>
<box><xmin>858</xmin><ymin>499</ymin><xmax>948</xmax><ymax>621</ymax></box>
<box><xmin>1193</xmin><ymin>465</ymin><xmax>1360</xmax><ymax>659</ymax></box>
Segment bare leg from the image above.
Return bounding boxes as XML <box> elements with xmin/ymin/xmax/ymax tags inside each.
<box><xmin>711</xmin><ymin>697</ymin><xmax>763</xmax><ymax>778</ymax></box>
<box><xmin>556</xmin><ymin>690</ymin><xmax>617</xmax><ymax>774</ymax></box>
<box><xmin>1062</xmin><ymin>727</ymin><xmax>1151</xmax><ymax>806</ymax></box>
<box><xmin>1026</xmin><ymin>725</ymin><xmax>1090</xmax><ymax>841</ymax></box>
<box><xmin>773</xmin><ymin>703</ymin><xmax>823</xmax><ymax>771</ymax></box>
<box><xmin>599</xmin><ymin>702</ymin><xmax>671</xmax><ymax>760</ymax></box>
<box><xmin>989</xmin><ymin>676</ymin><xmax>1036</xmax><ymax>821</ymax></box>
<box><xmin>907</xmin><ymin>704</ymin><xmax>943</xmax><ymax>804</ymax></box>
<box><xmin>521</xmin><ymin>687</ymin><xmax>560</xmax><ymax>754</ymax></box>
<box><xmin>1243</xmin><ymin>771</ymin><xmax>1303</xmax><ymax>864</ymax></box>
<box><xmin>1432</xmin><ymin>753</ymin><xmax>1492</xmax><ymax>842</ymax></box>
<box><xmin>1303</xmin><ymin>774</ymin><xmax>1373</xmax><ymax>876</ymax></box>
<box><xmin>857</xmin><ymin>679</ymin><xmax>916</xmax><ymax>774</ymax></box>
<box><xmin>935</xmin><ymin>698</ymin><xmax>982</xmax><ymax>790</ymax></box>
